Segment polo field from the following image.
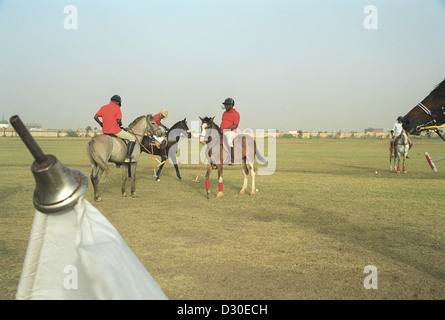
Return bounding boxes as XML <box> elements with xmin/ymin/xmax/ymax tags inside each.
<box><xmin>1</xmin><ymin>136</ymin><xmax>444</xmax><ymax>299</ymax></box>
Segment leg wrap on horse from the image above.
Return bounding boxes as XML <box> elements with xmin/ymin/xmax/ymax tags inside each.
<box><xmin>205</xmin><ymin>179</ymin><xmax>210</xmax><ymax>190</ymax></box>
<box><xmin>218</xmin><ymin>182</ymin><xmax>223</xmax><ymax>192</ymax></box>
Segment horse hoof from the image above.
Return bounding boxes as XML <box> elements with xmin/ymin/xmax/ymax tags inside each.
<box><xmin>216</xmin><ymin>192</ymin><xmax>223</xmax><ymax>199</ymax></box>
<box><xmin>131</xmin><ymin>193</ymin><xmax>138</xmax><ymax>198</ymax></box>
<box><xmin>239</xmin><ymin>190</ymin><xmax>245</xmax><ymax>195</ymax></box>
<box><xmin>122</xmin><ymin>193</ymin><xmax>127</xmax><ymax>197</ymax></box>
<box><xmin>250</xmin><ymin>193</ymin><xmax>256</xmax><ymax>197</ymax></box>
<box><xmin>95</xmin><ymin>197</ymin><xmax>102</xmax><ymax>202</ymax></box>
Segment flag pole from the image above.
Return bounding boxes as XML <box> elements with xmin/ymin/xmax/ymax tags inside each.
<box><xmin>9</xmin><ymin>115</ymin><xmax>47</xmax><ymax>163</ymax></box>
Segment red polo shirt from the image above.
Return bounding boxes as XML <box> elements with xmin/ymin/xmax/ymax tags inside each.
<box><xmin>153</xmin><ymin>113</ymin><xmax>162</xmax><ymax>126</ymax></box>
<box><xmin>96</xmin><ymin>102</ymin><xmax>122</xmax><ymax>134</ymax></box>
<box><xmin>221</xmin><ymin>109</ymin><xmax>240</xmax><ymax>131</ymax></box>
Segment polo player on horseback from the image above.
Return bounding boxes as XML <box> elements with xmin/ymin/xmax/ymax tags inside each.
<box><xmin>150</xmin><ymin>109</ymin><xmax>169</xmax><ymax>159</ymax></box>
<box><xmin>94</xmin><ymin>95</ymin><xmax>136</xmax><ymax>163</ymax></box>
<box><xmin>391</xmin><ymin>116</ymin><xmax>412</xmax><ymax>158</ymax></box>
<box><xmin>221</xmin><ymin>98</ymin><xmax>240</xmax><ymax>165</ymax></box>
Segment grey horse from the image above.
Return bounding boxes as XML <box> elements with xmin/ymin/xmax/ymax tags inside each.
<box><xmin>86</xmin><ymin>115</ymin><xmax>161</xmax><ymax>201</ymax></box>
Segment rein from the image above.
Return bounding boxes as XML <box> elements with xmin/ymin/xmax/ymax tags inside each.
<box><xmin>127</xmin><ymin>122</ymin><xmax>166</xmax><ymax>169</ymax></box>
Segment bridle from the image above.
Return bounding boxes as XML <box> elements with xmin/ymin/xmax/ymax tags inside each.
<box><xmin>414</xmin><ymin>102</ymin><xmax>445</xmax><ymax>142</ymax></box>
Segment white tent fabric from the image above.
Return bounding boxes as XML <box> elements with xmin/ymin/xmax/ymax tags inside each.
<box><xmin>16</xmin><ymin>197</ymin><xmax>167</xmax><ymax>300</ymax></box>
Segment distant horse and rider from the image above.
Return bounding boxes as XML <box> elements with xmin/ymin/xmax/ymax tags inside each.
<box><xmin>389</xmin><ymin>116</ymin><xmax>411</xmax><ymax>173</ymax></box>
<box><xmin>389</xmin><ymin>129</ymin><xmax>409</xmax><ymax>173</ymax></box>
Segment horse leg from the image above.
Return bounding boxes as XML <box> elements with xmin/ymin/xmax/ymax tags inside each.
<box><xmin>396</xmin><ymin>150</ymin><xmax>401</xmax><ymax>173</ymax></box>
<box><xmin>122</xmin><ymin>164</ymin><xmax>128</xmax><ymax>197</ymax></box>
<box><xmin>155</xmin><ymin>163</ymin><xmax>165</xmax><ymax>181</ymax></box>
<box><xmin>205</xmin><ymin>163</ymin><xmax>212</xmax><ymax>199</ymax></box>
<box><xmin>239</xmin><ymin>158</ymin><xmax>249</xmax><ymax>195</ymax></box>
<box><xmin>403</xmin><ymin>147</ymin><xmax>407</xmax><ymax>173</ymax></box>
<box><xmin>169</xmin><ymin>153</ymin><xmax>181</xmax><ymax>180</ymax></box>
<box><xmin>216</xmin><ymin>165</ymin><xmax>223</xmax><ymax>199</ymax></box>
<box><xmin>174</xmin><ymin>164</ymin><xmax>182</xmax><ymax>180</ymax></box>
<box><xmin>389</xmin><ymin>147</ymin><xmax>394</xmax><ymax>171</ymax></box>
<box><xmin>91</xmin><ymin>164</ymin><xmax>104</xmax><ymax>201</ymax></box>
<box><xmin>249</xmin><ymin>163</ymin><xmax>256</xmax><ymax>197</ymax></box>
<box><xmin>131</xmin><ymin>163</ymin><xmax>138</xmax><ymax>197</ymax></box>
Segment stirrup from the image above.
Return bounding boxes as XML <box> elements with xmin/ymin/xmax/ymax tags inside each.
<box><xmin>124</xmin><ymin>156</ymin><xmax>135</xmax><ymax>163</ymax></box>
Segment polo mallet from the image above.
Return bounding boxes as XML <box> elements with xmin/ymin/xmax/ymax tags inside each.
<box><xmin>192</xmin><ymin>162</ymin><xmax>204</xmax><ymax>183</ymax></box>
<box><xmin>424</xmin><ymin>152</ymin><xmax>444</xmax><ymax>172</ymax></box>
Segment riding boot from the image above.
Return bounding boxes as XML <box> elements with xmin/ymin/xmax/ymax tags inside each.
<box><xmin>124</xmin><ymin>141</ymin><xmax>136</xmax><ymax>163</ymax></box>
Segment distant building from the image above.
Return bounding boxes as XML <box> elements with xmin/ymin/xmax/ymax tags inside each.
<box><xmin>0</xmin><ymin>117</ymin><xmax>9</xmax><ymax>129</ymax></box>
<box><xmin>26</xmin><ymin>123</ymin><xmax>43</xmax><ymax>131</ymax></box>
<box><xmin>364</xmin><ymin>127</ymin><xmax>384</xmax><ymax>133</ymax></box>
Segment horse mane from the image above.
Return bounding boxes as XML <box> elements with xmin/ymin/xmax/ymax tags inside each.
<box><xmin>128</xmin><ymin>115</ymin><xmax>146</xmax><ymax>129</ymax></box>
<box><xmin>431</xmin><ymin>78</ymin><xmax>445</xmax><ymax>94</ymax></box>
<box><xmin>170</xmin><ymin>119</ymin><xmax>186</xmax><ymax>131</ymax></box>
<box><xmin>201</xmin><ymin>116</ymin><xmax>221</xmax><ymax>134</ymax></box>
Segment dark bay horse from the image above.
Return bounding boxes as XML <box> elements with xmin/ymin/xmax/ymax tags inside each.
<box><xmin>199</xmin><ymin>116</ymin><xmax>267</xmax><ymax>199</ymax></box>
<box><xmin>86</xmin><ymin>115</ymin><xmax>161</xmax><ymax>201</ymax></box>
<box><xmin>402</xmin><ymin>78</ymin><xmax>445</xmax><ymax>137</ymax></box>
<box><xmin>140</xmin><ymin>118</ymin><xmax>191</xmax><ymax>181</ymax></box>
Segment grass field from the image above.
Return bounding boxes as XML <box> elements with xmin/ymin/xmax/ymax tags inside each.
<box><xmin>1</xmin><ymin>136</ymin><xmax>445</xmax><ymax>300</ymax></box>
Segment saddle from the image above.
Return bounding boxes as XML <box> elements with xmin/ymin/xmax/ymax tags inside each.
<box><xmin>104</xmin><ymin>133</ymin><xmax>128</xmax><ymax>146</ymax></box>
<box><xmin>146</xmin><ymin>134</ymin><xmax>167</xmax><ymax>149</ymax></box>
<box><xmin>222</xmin><ymin>133</ymin><xmax>239</xmax><ymax>152</ymax></box>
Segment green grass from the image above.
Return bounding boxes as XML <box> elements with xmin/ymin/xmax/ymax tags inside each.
<box><xmin>1</xmin><ymin>137</ymin><xmax>445</xmax><ymax>299</ymax></box>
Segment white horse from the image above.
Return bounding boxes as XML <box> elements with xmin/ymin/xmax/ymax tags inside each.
<box><xmin>395</xmin><ymin>130</ymin><xmax>409</xmax><ymax>173</ymax></box>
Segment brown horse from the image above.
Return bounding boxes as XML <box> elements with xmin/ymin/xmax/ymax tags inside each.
<box><xmin>199</xmin><ymin>116</ymin><xmax>267</xmax><ymax>199</ymax></box>
<box><xmin>86</xmin><ymin>115</ymin><xmax>161</xmax><ymax>201</ymax></box>
<box><xmin>402</xmin><ymin>78</ymin><xmax>445</xmax><ymax>137</ymax></box>
<box><xmin>140</xmin><ymin>118</ymin><xmax>191</xmax><ymax>181</ymax></box>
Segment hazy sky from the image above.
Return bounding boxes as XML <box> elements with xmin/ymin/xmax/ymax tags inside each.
<box><xmin>1</xmin><ymin>0</ymin><xmax>445</xmax><ymax>132</ymax></box>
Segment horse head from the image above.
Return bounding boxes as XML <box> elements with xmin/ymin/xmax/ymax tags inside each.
<box><xmin>166</xmin><ymin>118</ymin><xmax>192</xmax><ymax>142</ymax></box>
<box><xmin>182</xmin><ymin>118</ymin><xmax>192</xmax><ymax>139</ymax></box>
<box><xmin>145</xmin><ymin>114</ymin><xmax>162</xmax><ymax>137</ymax></box>
<box><xmin>199</xmin><ymin>116</ymin><xmax>220</xmax><ymax>145</ymax></box>
<box><xmin>402</xmin><ymin>78</ymin><xmax>445</xmax><ymax>135</ymax></box>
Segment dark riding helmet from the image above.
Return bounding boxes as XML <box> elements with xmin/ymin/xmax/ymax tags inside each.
<box><xmin>111</xmin><ymin>95</ymin><xmax>122</xmax><ymax>106</ymax></box>
<box><xmin>222</xmin><ymin>98</ymin><xmax>235</xmax><ymax>106</ymax></box>
<box><xmin>397</xmin><ymin>116</ymin><xmax>403</xmax><ymax>121</ymax></box>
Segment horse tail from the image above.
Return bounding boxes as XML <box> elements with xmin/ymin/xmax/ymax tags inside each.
<box><xmin>87</xmin><ymin>139</ymin><xmax>109</xmax><ymax>174</ymax></box>
<box><xmin>255</xmin><ymin>148</ymin><xmax>268</xmax><ymax>164</ymax></box>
